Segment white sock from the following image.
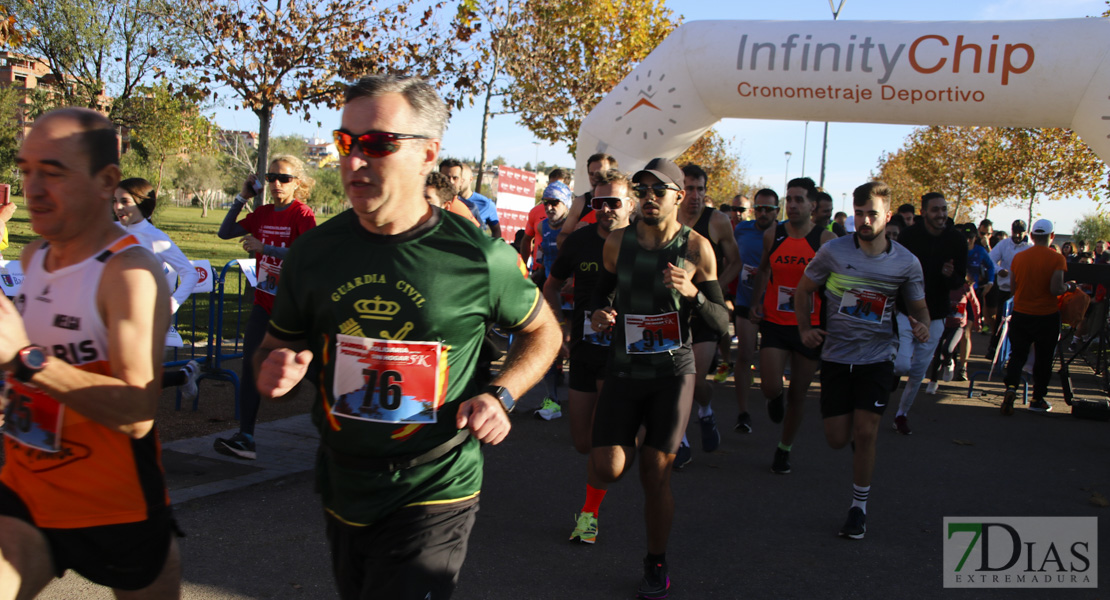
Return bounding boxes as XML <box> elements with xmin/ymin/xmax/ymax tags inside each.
<box><xmin>681</xmin><ymin>433</ymin><xmax>689</xmax><ymax>447</ymax></box>
<box><xmin>697</xmin><ymin>404</ymin><xmax>713</xmax><ymax>419</ymax></box>
<box><xmin>852</xmin><ymin>484</ymin><xmax>870</xmax><ymax>514</ymax></box>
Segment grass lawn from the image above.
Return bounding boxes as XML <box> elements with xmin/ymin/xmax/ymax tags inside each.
<box><xmin>4</xmin><ymin>200</ymin><xmax>336</xmax><ymax>346</ymax></box>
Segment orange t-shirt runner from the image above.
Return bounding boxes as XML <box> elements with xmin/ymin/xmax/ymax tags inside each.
<box><xmin>1011</xmin><ymin>245</ymin><xmax>1067</xmax><ymax>315</ymax></box>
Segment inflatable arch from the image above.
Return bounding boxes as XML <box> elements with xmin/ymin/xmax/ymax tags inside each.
<box><xmin>573</xmin><ymin>18</ymin><xmax>1110</xmax><ymax>194</ymax></box>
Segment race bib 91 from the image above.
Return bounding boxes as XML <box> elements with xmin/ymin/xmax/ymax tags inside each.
<box><xmin>3</xmin><ymin>379</ymin><xmax>64</xmax><ymax>452</ymax></box>
<box><xmin>624</xmin><ymin>312</ymin><xmax>682</xmax><ymax>354</ymax></box>
<box><xmin>330</xmin><ymin>334</ymin><xmax>445</xmax><ymax>425</ymax></box>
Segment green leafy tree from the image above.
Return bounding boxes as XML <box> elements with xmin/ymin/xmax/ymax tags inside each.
<box><xmin>308</xmin><ymin>167</ymin><xmax>346</xmax><ymax>213</ymax></box>
<box><xmin>0</xmin><ymin>85</ymin><xmax>26</xmax><ymax>190</ymax></box>
<box><xmin>125</xmin><ymin>82</ymin><xmax>215</xmax><ymax>195</ymax></box>
<box><xmin>12</xmin><ymin>0</ymin><xmax>184</xmax><ymax>121</ymax></box>
<box><xmin>174</xmin><ymin>153</ymin><xmax>226</xmax><ymax>218</ymax></box>
<box><xmin>872</xmin><ymin>149</ymin><xmax>928</xmax><ymax>211</ymax></box>
<box><xmin>1072</xmin><ymin>213</ymin><xmax>1110</xmax><ymax>246</ymax></box>
<box><xmin>164</xmin><ymin>0</ymin><xmax>480</xmax><ymax>208</ymax></box>
<box><xmin>268</xmin><ymin>135</ymin><xmax>308</xmax><ymax>160</ymax></box>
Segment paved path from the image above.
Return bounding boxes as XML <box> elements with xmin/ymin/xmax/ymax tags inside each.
<box><xmin>36</xmin><ymin>335</ymin><xmax>1110</xmax><ymax>598</ymax></box>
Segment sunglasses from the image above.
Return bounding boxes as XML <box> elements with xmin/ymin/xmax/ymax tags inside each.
<box><xmin>631</xmin><ymin>183</ymin><xmax>680</xmax><ymax>199</ymax></box>
<box><xmin>719</xmin><ymin>205</ymin><xmax>748</xmax><ymax>213</ymax></box>
<box><xmin>590</xmin><ymin>196</ymin><xmax>625</xmax><ymax>210</ymax></box>
<box><xmin>332</xmin><ymin>129</ymin><xmax>430</xmax><ymax>158</ymax></box>
<box><xmin>754</xmin><ymin>205</ymin><xmax>779</xmax><ymax>212</ymax></box>
<box><xmin>542</xmin><ymin>199</ymin><xmax>563</xmax><ymax>208</ymax></box>
<box><xmin>265</xmin><ymin>173</ymin><xmax>297</xmax><ymax>184</ymax></box>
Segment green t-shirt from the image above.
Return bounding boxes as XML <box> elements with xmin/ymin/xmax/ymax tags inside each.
<box><xmin>269</xmin><ymin>208</ymin><xmax>542</xmax><ymax>525</ymax></box>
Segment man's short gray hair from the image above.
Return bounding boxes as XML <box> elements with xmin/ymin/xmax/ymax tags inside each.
<box><xmin>344</xmin><ymin>74</ymin><xmax>448</xmax><ymax>139</ymax></box>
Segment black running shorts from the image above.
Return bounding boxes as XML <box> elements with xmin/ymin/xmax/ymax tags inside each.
<box><xmin>759</xmin><ymin>320</ymin><xmax>821</xmax><ymax>361</ymax></box>
<box><xmin>591</xmin><ymin>373</ymin><xmax>696</xmax><ymax>454</ymax></box>
<box><xmin>326</xmin><ymin>499</ymin><xmax>478</xmax><ymax>600</ymax></box>
<box><xmin>569</xmin><ymin>343</ymin><xmax>609</xmax><ymax>392</ymax></box>
<box><xmin>819</xmin><ymin>360</ymin><xmax>895</xmax><ymax>418</ymax></box>
<box><xmin>0</xmin><ymin>483</ymin><xmax>175</xmax><ymax>591</ymax></box>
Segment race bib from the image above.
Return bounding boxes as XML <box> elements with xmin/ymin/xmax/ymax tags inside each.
<box><xmin>740</xmin><ymin>264</ymin><xmax>757</xmax><ymax>289</ymax></box>
<box><xmin>256</xmin><ymin>259</ymin><xmax>280</xmax><ymax>296</ymax></box>
<box><xmin>624</xmin><ymin>312</ymin><xmax>682</xmax><ymax>354</ymax></box>
<box><xmin>838</xmin><ymin>289</ymin><xmax>888</xmax><ymax>324</ymax></box>
<box><xmin>582</xmin><ymin>310</ymin><xmax>611</xmax><ymax>347</ymax></box>
<box><xmin>777</xmin><ymin>286</ymin><xmax>815</xmax><ymax>314</ymax></box>
<box><xmin>330</xmin><ymin>334</ymin><xmax>444</xmax><ymax>425</ymax></box>
<box><xmin>3</xmin><ymin>379</ymin><xmax>64</xmax><ymax>452</ymax></box>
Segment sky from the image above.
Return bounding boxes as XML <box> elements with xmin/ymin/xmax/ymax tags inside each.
<box><xmin>212</xmin><ymin>0</ymin><xmax>1108</xmax><ymax>234</ymax></box>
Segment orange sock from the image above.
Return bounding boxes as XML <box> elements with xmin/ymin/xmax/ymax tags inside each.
<box><xmin>581</xmin><ymin>484</ymin><xmax>607</xmax><ymax>515</ymax></box>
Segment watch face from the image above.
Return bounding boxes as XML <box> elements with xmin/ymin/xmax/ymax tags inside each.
<box><xmin>22</xmin><ymin>347</ymin><xmax>46</xmax><ymax>369</ymax></box>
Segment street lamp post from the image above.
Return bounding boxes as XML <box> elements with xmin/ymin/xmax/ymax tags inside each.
<box><xmin>819</xmin><ymin>0</ymin><xmax>847</xmax><ymax>188</ymax></box>
<box><xmin>532</xmin><ymin>142</ymin><xmax>540</xmax><ymax>172</ymax></box>
<box><xmin>784</xmin><ymin>151</ymin><xmax>793</xmax><ymax>192</ymax></box>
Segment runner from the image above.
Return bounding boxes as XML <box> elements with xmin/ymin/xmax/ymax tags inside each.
<box><xmin>732</xmin><ymin>188</ymin><xmax>780</xmax><ymax>433</ymax></box>
<box><xmin>543</xmin><ymin>169</ymin><xmax>634</xmax><ymax>544</ymax></box>
<box><xmin>749</xmin><ymin>177</ymin><xmax>836</xmax><ymax>474</ymax></box>
<box><xmin>214</xmin><ymin>155</ymin><xmax>317</xmax><ymax>459</ymax></box>
<box><xmin>0</xmin><ymin>107</ymin><xmax>180</xmax><ymax>597</ymax></box>
<box><xmin>557</xmin><ymin>153</ymin><xmax>618</xmax><ymax>248</ymax></box>
<box><xmin>254</xmin><ymin>74</ymin><xmax>560</xmax><ymax>599</ymax></box>
<box><xmin>675</xmin><ymin>164</ymin><xmax>741</xmax><ymax>462</ymax></box>
<box><xmin>890</xmin><ymin>192</ymin><xmax>966</xmax><ymax>435</ymax></box>
<box><xmin>795</xmin><ymin>181</ymin><xmax>928</xmax><ymax>540</ymax></box>
<box><xmin>588</xmin><ymin>158</ymin><xmax>728</xmax><ymax>599</ymax></box>
<box><xmin>712</xmin><ymin>193</ymin><xmax>753</xmax><ymax>385</ymax></box>
<box><xmin>535</xmin><ymin>181</ymin><xmax>573</xmax><ymax>421</ymax></box>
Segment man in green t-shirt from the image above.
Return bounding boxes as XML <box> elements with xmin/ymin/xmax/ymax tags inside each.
<box><xmin>254</xmin><ymin>74</ymin><xmax>560</xmax><ymax>599</ymax></box>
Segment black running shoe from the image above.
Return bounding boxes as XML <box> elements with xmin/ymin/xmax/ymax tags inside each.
<box><xmin>767</xmin><ymin>391</ymin><xmax>785</xmax><ymax>424</ymax></box>
<box><xmin>771</xmin><ymin>447</ymin><xmax>791</xmax><ymax>474</ymax></box>
<box><xmin>673</xmin><ymin>442</ymin><xmax>692</xmax><ymax>470</ymax></box>
<box><xmin>637</xmin><ymin>557</ymin><xmax>670</xmax><ymax>599</ymax></box>
<box><xmin>698</xmin><ymin>414</ymin><xmax>720</xmax><ymax>452</ymax></box>
<box><xmin>734</xmin><ymin>411</ymin><xmax>753</xmax><ymax>434</ymax></box>
<box><xmin>839</xmin><ymin>507</ymin><xmax>866</xmax><ymax>539</ymax></box>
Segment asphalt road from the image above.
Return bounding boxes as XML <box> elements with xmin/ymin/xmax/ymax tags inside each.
<box><xmin>39</xmin><ymin>356</ymin><xmax>1110</xmax><ymax>599</ymax></box>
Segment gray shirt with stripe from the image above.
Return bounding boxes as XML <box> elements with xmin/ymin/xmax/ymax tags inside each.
<box><xmin>803</xmin><ymin>235</ymin><xmax>925</xmax><ymax>365</ymax></box>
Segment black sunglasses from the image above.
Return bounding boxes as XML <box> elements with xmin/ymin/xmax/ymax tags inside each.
<box><xmin>631</xmin><ymin>183</ymin><xmax>680</xmax><ymax>199</ymax></box>
<box><xmin>333</xmin><ymin>129</ymin><xmax>430</xmax><ymax>158</ymax></box>
<box><xmin>590</xmin><ymin>196</ymin><xmax>625</xmax><ymax>210</ymax></box>
<box><xmin>753</xmin><ymin>205</ymin><xmax>778</xmax><ymax>212</ymax></box>
<box><xmin>719</xmin><ymin>205</ymin><xmax>748</xmax><ymax>213</ymax></box>
<box><xmin>542</xmin><ymin>199</ymin><xmax>562</xmax><ymax>208</ymax></box>
<box><xmin>265</xmin><ymin>173</ymin><xmax>297</xmax><ymax>184</ymax></box>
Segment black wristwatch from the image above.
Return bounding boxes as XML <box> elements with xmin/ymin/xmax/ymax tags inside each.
<box><xmin>11</xmin><ymin>345</ymin><xmax>47</xmax><ymax>383</ymax></box>
<box><xmin>483</xmin><ymin>385</ymin><xmax>516</xmax><ymax>414</ymax></box>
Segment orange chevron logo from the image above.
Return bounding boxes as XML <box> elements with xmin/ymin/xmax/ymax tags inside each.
<box><xmin>624</xmin><ymin>98</ymin><xmax>661</xmax><ymax>115</ymax></box>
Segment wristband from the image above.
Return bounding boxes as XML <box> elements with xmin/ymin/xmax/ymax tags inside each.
<box><xmin>234</xmin><ymin>194</ymin><xmax>248</xmax><ymax>205</ymax></box>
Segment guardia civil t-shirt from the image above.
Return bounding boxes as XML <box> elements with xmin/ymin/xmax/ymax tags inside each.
<box><xmin>268</xmin><ymin>208</ymin><xmax>542</xmax><ymax>525</ymax></box>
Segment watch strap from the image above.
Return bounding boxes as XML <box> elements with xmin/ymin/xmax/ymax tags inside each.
<box><xmin>482</xmin><ymin>385</ymin><xmax>515</xmax><ymax>413</ymax></box>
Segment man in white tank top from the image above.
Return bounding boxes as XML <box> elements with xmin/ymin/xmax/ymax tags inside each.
<box><xmin>0</xmin><ymin>108</ymin><xmax>179</xmax><ymax>597</ymax></box>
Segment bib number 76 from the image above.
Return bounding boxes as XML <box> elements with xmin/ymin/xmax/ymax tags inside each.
<box><xmin>363</xmin><ymin>368</ymin><xmax>404</xmax><ymax>410</ymax></box>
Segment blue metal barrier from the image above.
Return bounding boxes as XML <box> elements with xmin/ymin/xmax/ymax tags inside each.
<box><xmin>165</xmin><ymin>260</ymin><xmax>252</xmax><ymax>418</ymax></box>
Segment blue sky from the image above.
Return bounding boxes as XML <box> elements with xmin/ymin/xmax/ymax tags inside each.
<box><xmin>214</xmin><ymin>0</ymin><xmax>1108</xmax><ymax>233</ymax></box>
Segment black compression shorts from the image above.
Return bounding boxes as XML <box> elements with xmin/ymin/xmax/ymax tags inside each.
<box><xmin>819</xmin><ymin>361</ymin><xmax>895</xmax><ymax>418</ymax></box>
<box><xmin>591</xmin><ymin>373</ymin><xmax>696</xmax><ymax>454</ymax></box>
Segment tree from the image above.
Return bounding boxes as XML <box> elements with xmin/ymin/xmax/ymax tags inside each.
<box><xmin>308</xmin><ymin>167</ymin><xmax>346</xmax><ymax>213</ymax></box>
<box><xmin>675</xmin><ymin>129</ymin><xmax>748</xmax><ymax>204</ymax></box>
<box><xmin>174</xmin><ymin>153</ymin><xmax>227</xmax><ymax>218</ymax></box>
<box><xmin>268</xmin><ymin>134</ymin><xmax>308</xmax><ymax>160</ymax></box>
<box><xmin>872</xmin><ymin>149</ymin><xmax>928</xmax><ymax>211</ymax></box>
<box><xmin>504</xmin><ymin>0</ymin><xmax>677</xmax><ymax>154</ymax></box>
<box><xmin>164</xmin><ymin>0</ymin><xmax>479</xmax><ymax>208</ymax></box>
<box><xmin>1072</xmin><ymin>213</ymin><xmax>1110</xmax><ymax>245</ymax></box>
<box><xmin>12</xmin><ymin>0</ymin><xmax>183</xmax><ymax>121</ymax></box>
<box><xmin>0</xmin><ymin>85</ymin><xmax>25</xmax><ymax>190</ymax></box>
<box><xmin>972</xmin><ymin>128</ymin><xmax>1018</xmax><ymax>221</ymax></box>
<box><xmin>125</xmin><ymin>82</ymin><xmax>215</xmax><ymax>194</ymax></box>
<box><xmin>901</xmin><ymin>126</ymin><xmax>984</xmax><ymax>221</ymax></box>
<box><xmin>999</xmin><ymin>128</ymin><xmax>1105</xmax><ymax>225</ymax></box>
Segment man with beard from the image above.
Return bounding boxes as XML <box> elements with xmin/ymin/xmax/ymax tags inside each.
<box><xmin>750</xmin><ymin>177</ymin><xmax>836</xmax><ymax>474</ymax></box>
<box><xmin>732</xmin><ymin>188</ymin><xmax>779</xmax><ymax>433</ymax></box>
<box><xmin>795</xmin><ymin>181</ymin><xmax>928</xmax><ymax>539</ymax></box>
<box><xmin>588</xmin><ymin>158</ymin><xmax>728</xmax><ymax>598</ymax></box>
<box><xmin>557</xmin><ymin>153</ymin><xmax>619</xmax><ymax>248</ymax></box>
<box><xmin>534</xmin><ymin>181</ymin><xmax>573</xmax><ymax>420</ymax></box>
<box><xmin>544</xmin><ymin>169</ymin><xmax>634</xmax><ymax>545</ymax></box>
<box><xmin>890</xmin><ymin>192</ymin><xmax>966</xmax><ymax>435</ymax></box>
<box><xmin>674</xmin><ymin>164</ymin><xmax>741</xmax><ymax>464</ymax></box>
